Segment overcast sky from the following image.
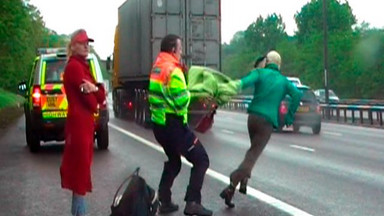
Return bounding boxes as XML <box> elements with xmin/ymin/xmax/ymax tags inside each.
<box><xmin>29</xmin><ymin>0</ymin><xmax>383</xmax><ymax>59</ymax></box>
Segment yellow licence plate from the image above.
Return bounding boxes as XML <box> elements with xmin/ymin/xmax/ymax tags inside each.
<box><xmin>298</xmin><ymin>106</ymin><xmax>310</xmax><ymax>113</ymax></box>
<box><xmin>46</xmin><ymin>96</ymin><xmax>57</xmax><ymax>108</ymax></box>
<box><xmin>43</xmin><ymin>111</ymin><xmax>67</xmax><ymax>119</ymax></box>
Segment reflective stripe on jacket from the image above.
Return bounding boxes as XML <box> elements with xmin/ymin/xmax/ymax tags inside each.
<box><xmin>149</xmin><ymin>52</ymin><xmax>190</xmax><ymax>125</ymax></box>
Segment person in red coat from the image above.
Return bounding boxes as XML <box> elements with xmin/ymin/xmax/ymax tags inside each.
<box><xmin>60</xmin><ymin>29</ymin><xmax>106</xmax><ymax>216</ymax></box>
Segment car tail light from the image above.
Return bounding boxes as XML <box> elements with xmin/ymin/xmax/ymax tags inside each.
<box><xmin>125</xmin><ymin>101</ymin><xmax>133</xmax><ymax>109</ymax></box>
<box><xmin>32</xmin><ymin>85</ymin><xmax>41</xmax><ymax>107</ymax></box>
<box><xmin>280</xmin><ymin>102</ymin><xmax>288</xmax><ymax>114</ymax></box>
<box><xmin>316</xmin><ymin>105</ymin><xmax>321</xmax><ymax>114</ymax></box>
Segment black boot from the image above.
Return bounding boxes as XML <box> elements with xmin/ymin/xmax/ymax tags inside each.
<box><xmin>219</xmin><ymin>185</ymin><xmax>235</xmax><ymax>208</ymax></box>
<box><xmin>239</xmin><ymin>178</ymin><xmax>248</xmax><ymax>194</ymax></box>
<box><xmin>184</xmin><ymin>201</ymin><xmax>213</xmax><ymax>216</ymax></box>
<box><xmin>159</xmin><ymin>201</ymin><xmax>179</xmax><ymax>214</ymax></box>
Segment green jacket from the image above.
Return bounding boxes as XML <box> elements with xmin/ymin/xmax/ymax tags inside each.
<box><xmin>240</xmin><ymin>63</ymin><xmax>302</xmax><ymax>127</ymax></box>
<box><xmin>188</xmin><ymin>66</ymin><xmax>240</xmax><ymax>105</ymax></box>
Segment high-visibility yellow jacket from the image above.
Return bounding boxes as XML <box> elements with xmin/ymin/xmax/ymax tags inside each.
<box><xmin>148</xmin><ymin>52</ymin><xmax>190</xmax><ymax>125</ymax></box>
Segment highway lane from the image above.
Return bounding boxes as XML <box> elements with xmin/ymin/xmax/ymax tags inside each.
<box><xmin>0</xmin><ymin>109</ymin><xmax>383</xmax><ymax>215</ymax></box>
<box><xmin>208</xmin><ymin>110</ymin><xmax>384</xmax><ymax>216</ymax></box>
<box><xmin>0</xmin><ymin>115</ymin><xmax>288</xmax><ymax>216</ymax></box>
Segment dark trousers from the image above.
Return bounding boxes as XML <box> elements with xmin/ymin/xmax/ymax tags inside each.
<box><xmin>153</xmin><ymin>114</ymin><xmax>210</xmax><ymax>203</ymax></box>
<box><xmin>230</xmin><ymin>113</ymin><xmax>273</xmax><ymax>187</ymax></box>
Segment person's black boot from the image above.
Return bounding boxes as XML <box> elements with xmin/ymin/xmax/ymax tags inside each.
<box><xmin>239</xmin><ymin>178</ymin><xmax>248</xmax><ymax>194</ymax></box>
<box><xmin>159</xmin><ymin>201</ymin><xmax>179</xmax><ymax>214</ymax></box>
<box><xmin>184</xmin><ymin>201</ymin><xmax>213</xmax><ymax>216</ymax></box>
<box><xmin>219</xmin><ymin>185</ymin><xmax>235</xmax><ymax>208</ymax></box>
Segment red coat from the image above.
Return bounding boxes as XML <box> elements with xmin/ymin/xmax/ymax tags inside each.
<box><xmin>60</xmin><ymin>55</ymin><xmax>105</xmax><ymax>195</ymax></box>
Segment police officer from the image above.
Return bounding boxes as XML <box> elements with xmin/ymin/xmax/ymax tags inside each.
<box><xmin>148</xmin><ymin>34</ymin><xmax>213</xmax><ymax>216</ymax></box>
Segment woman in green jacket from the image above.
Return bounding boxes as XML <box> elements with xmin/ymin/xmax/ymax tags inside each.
<box><xmin>220</xmin><ymin>51</ymin><xmax>302</xmax><ymax>208</ymax></box>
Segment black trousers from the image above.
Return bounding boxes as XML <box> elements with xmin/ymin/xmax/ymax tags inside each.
<box><xmin>230</xmin><ymin>113</ymin><xmax>273</xmax><ymax>187</ymax></box>
<box><xmin>153</xmin><ymin>114</ymin><xmax>210</xmax><ymax>203</ymax></box>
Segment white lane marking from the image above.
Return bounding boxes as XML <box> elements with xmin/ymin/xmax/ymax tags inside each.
<box><xmin>221</xmin><ymin>129</ymin><xmax>235</xmax><ymax>134</ymax></box>
<box><xmin>322</xmin><ymin>131</ymin><xmax>343</xmax><ymax>137</ymax></box>
<box><xmin>290</xmin><ymin>145</ymin><xmax>315</xmax><ymax>152</ymax></box>
<box><xmin>109</xmin><ymin>123</ymin><xmax>313</xmax><ymax>216</ymax></box>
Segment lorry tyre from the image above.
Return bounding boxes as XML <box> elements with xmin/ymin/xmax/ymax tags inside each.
<box><xmin>276</xmin><ymin>125</ymin><xmax>284</xmax><ymax>133</ymax></box>
<box><xmin>312</xmin><ymin>124</ymin><xmax>321</xmax><ymax>135</ymax></box>
<box><xmin>143</xmin><ymin>99</ymin><xmax>152</xmax><ymax>128</ymax></box>
<box><xmin>113</xmin><ymin>90</ymin><xmax>122</xmax><ymax>118</ymax></box>
<box><xmin>96</xmin><ymin>124</ymin><xmax>109</xmax><ymax>150</ymax></box>
<box><xmin>26</xmin><ymin>121</ymin><xmax>40</xmax><ymax>153</ymax></box>
<box><xmin>293</xmin><ymin>124</ymin><xmax>300</xmax><ymax>133</ymax></box>
<box><xmin>113</xmin><ymin>103</ymin><xmax>121</xmax><ymax>118</ymax></box>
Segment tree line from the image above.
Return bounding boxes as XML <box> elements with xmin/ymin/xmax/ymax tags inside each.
<box><xmin>0</xmin><ymin>0</ymin><xmax>104</xmax><ymax>92</ymax></box>
<box><xmin>222</xmin><ymin>0</ymin><xmax>384</xmax><ymax>99</ymax></box>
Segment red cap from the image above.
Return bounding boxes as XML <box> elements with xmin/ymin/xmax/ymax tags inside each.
<box><xmin>72</xmin><ymin>30</ymin><xmax>94</xmax><ymax>44</ymax></box>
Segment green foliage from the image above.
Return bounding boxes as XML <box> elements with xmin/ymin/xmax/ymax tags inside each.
<box><xmin>353</xmin><ymin>29</ymin><xmax>384</xmax><ymax>98</ymax></box>
<box><xmin>295</xmin><ymin>0</ymin><xmax>356</xmax><ymax>43</ymax></box>
<box><xmin>0</xmin><ymin>88</ymin><xmax>24</xmax><ymax>109</ymax></box>
<box><xmin>222</xmin><ymin>14</ymin><xmax>288</xmax><ymax>79</ymax></box>
<box><xmin>244</xmin><ymin>14</ymin><xmax>287</xmax><ymax>53</ymax></box>
<box><xmin>222</xmin><ymin>0</ymin><xmax>383</xmax><ymax>99</ymax></box>
<box><xmin>0</xmin><ymin>0</ymin><xmax>44</xmax><ymax>92</ymax></box>
<box><xmin>0</xmin><ymin>0</ymin><xmax>82</xmax><ymax>93</ymax></box>
<box><xmin>40</xmin><ymin>30</ymin><xmax>69</xmax><ymax>48</ymax></box>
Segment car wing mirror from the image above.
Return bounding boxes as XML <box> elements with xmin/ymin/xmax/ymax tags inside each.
<box><xmin>18</xmin><ymin>81</ymin><xmax>27</xmax><ymax>95</ymax></box>
<box><xmin>106</xmin><ymin>56</ymin><xmax>112</xmax><ymax>72</ymax></box>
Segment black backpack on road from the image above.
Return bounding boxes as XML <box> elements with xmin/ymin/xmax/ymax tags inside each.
<box><xmin>110</xmin><ymin>167</ymin><xmax>159</xmax><ymax>216</ymax></box>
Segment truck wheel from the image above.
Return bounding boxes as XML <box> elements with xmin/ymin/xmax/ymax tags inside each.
<box><xmin>312</xmin><ymin>124</ymin><xmax>321</xmax><ymax>135</ymax></box>
<box><xmin>276</xmin><ymin>125</ymin><xmax>284</xmax><ymax>133</ymax></box>
<box><xmin>293</xmin><ymin>124</ymin><xmax>300</xmax><ymax>133</ymax></box>
<box><xmin>113</xmin><ymin>90</ymin><xmax>122</xmax><ymax>118</ymax></box>
<box><xmin>113</xmin><ymin>103</ymin><xmax>121</xmax><ymax>118</ymax></box>
<box><xmin>96</xmin><ymin>125</ymin><xmax>109</xmax><ymax>150</ymax></box>
<box><xmin>143</xmin><ymin>99</ymin><xmax>152</xmax><ymax>129</ymax></box>
<box><xmin>26</xmin><ymin>121</ymin><xmax>40</xmax><ymax>153</ymax></box>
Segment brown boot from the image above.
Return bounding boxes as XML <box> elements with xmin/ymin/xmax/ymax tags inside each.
<box><xmin>239</xmin><ymin>178</ymin><xmax>248</xmax><ymax>194</ymax></box>
<box><xmin>219</xmin><ymin>185</ymin><xmax>235</xmax><ymax>208</ymax></box>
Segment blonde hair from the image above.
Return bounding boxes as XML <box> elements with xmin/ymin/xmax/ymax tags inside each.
<box><xmin>66</xmin><ymin>29</ymin><xmax>87</xmax><ymax>59</ymax></box>
<box><xmin>266</xmin><ymin>50</ymin><xmax>281</xmax><ymax>69</ymax></box>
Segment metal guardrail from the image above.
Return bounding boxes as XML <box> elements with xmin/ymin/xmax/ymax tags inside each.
<box><xmin>222</xmin><ymin>96</ymin><xmax>384</xmax><ymax>128</ymax></box>
<box><xmin>320</xmin><ymin>104</ymin><xmax>384</xmax><ymax>127</ymax></box>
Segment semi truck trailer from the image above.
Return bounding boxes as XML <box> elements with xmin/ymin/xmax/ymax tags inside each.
<box><xmin>111</xmin><ymin>0</ymin><xmax>221</xmax><ymax>132</ymax></box>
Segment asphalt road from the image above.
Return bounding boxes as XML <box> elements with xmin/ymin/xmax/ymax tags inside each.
<box><xmin>0</xmin><ymin>110</ymin><xmax>383</xmax><ymax>216</ymax></box>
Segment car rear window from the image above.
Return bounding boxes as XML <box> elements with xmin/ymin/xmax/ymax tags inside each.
<box><xmin>284</xmin><ymin>88</ymin><xmax>317</xmax><ymax>102</ymax></box>
<box><xmin>44</xmin><ymin>59</ymin><xmax>66</xmax><ymax>84</ymax></box>
<box><xmin>300</xmin><ymin>88</ymin><xmax>317</xmax><ymax>102</ymax></box>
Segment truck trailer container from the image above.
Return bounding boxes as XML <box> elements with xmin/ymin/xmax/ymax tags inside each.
<box><xmin>111</xmin><ymin>0</ymin><xmax>221</xmax><ymax>131</ymax></box>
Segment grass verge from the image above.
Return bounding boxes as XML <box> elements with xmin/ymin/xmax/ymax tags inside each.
<box><xmin>0</xmin><ymin>88</ymin><xmax>25</xmax><ymax>129</ymax></box>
